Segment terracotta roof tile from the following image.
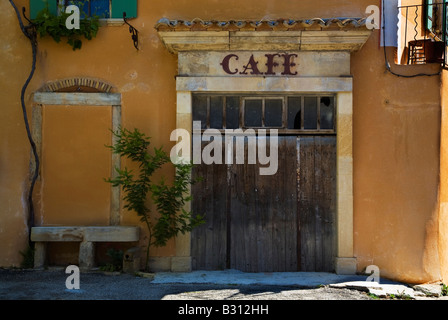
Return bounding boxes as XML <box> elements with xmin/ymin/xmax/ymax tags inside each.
<box><xmin>154</xmin><ymin>17</ymin><xmax>368</xmax><ymax>31</ymax></box>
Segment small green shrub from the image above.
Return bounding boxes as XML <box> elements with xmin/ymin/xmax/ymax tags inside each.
<box><xmin>367</xmin><ymin>293</ymin><xmax>380</xmax><ymax>300</ymax></box>
<box><xmin>106</xmin><ymin>127</ymin><xmax>204</xmax><ymax>272</ymax></box>
<box><xmin>99</xmin><ymin>248</ymin><xmax>123</xmax><ymax>272</ymax></box>
<box><xmin>442</xmin><ymin>283</ymin><xmax>448</xmax><ymax>296</ymax></box>
<box><xmin>387</xmin><ymin>291</ymin><xmax>413</xmax><ymax>300</ymax></box>
<box><xmin>19</xmin><ymin>245</ymin><xmax>35</xmax><ymax>269</ymax></box>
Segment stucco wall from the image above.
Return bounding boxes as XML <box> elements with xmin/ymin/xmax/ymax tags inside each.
<box><xmin>0</xmin><ymin>0</ymin><xmax>37</xmax><ymax>267</ymax></box>
<box><xmin>0</xmin><ymin>0</ymin><xmax>445</xmax><ymax>283</ymax></box>
<box><xmin>40</xmin><ymin>105</ymin><xmax>112</xmax><ymax>226</ymax></box>
<box><xmin>352</xmin><ymin>40</ymin><xmax>441</xmax><ymax>283</ymax></box>
<box><xmin>439</xmin><ymin>69</ymin><xmax>448</xmax><ymax>283</ymax></box>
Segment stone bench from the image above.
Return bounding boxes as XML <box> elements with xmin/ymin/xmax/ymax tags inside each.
<box><xmin>30</xmin><ymin>226</ymin><xmax>140</xmax><ymax>271</ymax></box>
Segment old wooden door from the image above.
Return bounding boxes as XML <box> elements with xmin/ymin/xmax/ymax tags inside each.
<box><xmin>191</xmin><ymin>135</ymin><xmax>336</xmax><ymax>272</ymax></box>
<box><xmin>297</xmin><ymin>136</ymin><xmax>336</xmax><ymax>272</ymax></box>
<box><xmin>191</xmin><ymin>94</ymin><xmax>336</xmax><ymax>272</ymax></box>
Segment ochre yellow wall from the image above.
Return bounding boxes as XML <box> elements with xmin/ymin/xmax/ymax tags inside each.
<box><xmin>352</xmin><ymin>41</ymin><xmax>442</xmax><ymax>283</ymax></box>
<box><xmin>0</xmin><ymin>0</ymin><xmax>37</xmax><ymax>266</ymax></box>
<box><xmin>40</xmin><ymin>105</ymin><xmax>112</xmax><ymax>226</ymax></box>
<box><xmin>1</xmin><ymin>0</ymin><xmax>446</xmax><ymax>283</ymax></box>
<box><xmin>439</xmin><ymin>70</ymin><xmax>448</xmax><ymax>283</ymax></box>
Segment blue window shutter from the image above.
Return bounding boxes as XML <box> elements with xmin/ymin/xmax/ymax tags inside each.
<box><xmin>111</xmin><ymin>0</ymin><xmax>137</xmax><ymax>19</ymax></box>
<box><xmin>30</xmin><ymin>0</ymin><xmax>58</xmax><ymax>19</ymax></box>
<box><xmin>67</xmin><ymin>1</ymin><xmax>89</xmax><ymax>19</ymax></box>
<box><xmin>91</xmin><ymin>0</ymin><xmax>110</xmax><ymax>18</ymax></box>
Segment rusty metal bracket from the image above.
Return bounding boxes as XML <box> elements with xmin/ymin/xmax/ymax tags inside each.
<box><xmin>123</xmin><ymin>12</ymin><xmax>139</xmax><ymax>50</ymax></box>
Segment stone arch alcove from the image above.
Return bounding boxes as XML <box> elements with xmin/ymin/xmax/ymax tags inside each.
<box><xmin>39</xmin><ymin>77</ymin><xmax>115</xmax><ymax>93</ymax></box>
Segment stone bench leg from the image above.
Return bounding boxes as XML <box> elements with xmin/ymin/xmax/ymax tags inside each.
<box><xmin>79</xmin><ymin>241</ymin><xmax>95</xmax><ymax>271</ymax></box>
<box><xmin>34</xmin><ymin>242</ymin><xmax>47</xmax><ymax>269</ymax></box>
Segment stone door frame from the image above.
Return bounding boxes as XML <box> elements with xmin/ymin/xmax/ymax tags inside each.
<box><xmin>174</xmin><ymin>76</ymin><xmax>355</xmax><ymax>274</ymax></box>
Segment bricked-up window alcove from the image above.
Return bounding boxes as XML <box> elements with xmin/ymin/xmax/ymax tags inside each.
<box><xmin>32</xmin><ymin>78</ymin><xmax>122</xmax><ymax>227</ymax></box>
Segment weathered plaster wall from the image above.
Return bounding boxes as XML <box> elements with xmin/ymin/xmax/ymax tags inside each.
<box><xmin>0</xmin><ymin>0</ymin><xmax>445</xmax><ymax>283</ymax></box>
<box><xmin>352</xmin><ymin>38</ymin><xmax>442</xmax><ymax>283</ymax></box>
<box><xmin>40</xmin><ymin>105</ymin><xmax>112</xmax><ymax>226</ymax></box>
<box><xmin>439</xmin><ymin>69</ymin><xmax>448</xmax><ymax>284</ymax></box>
<box><xmin>0</xmin><ymin>0</ymin><xmax>36</xmax><ymax>267</ymax></box>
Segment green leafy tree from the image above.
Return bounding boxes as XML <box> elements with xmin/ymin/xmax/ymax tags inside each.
<box><xmin>106</xmin><ymin>128</ymin><xmax>204</xmax><ymax>271</ymax></box>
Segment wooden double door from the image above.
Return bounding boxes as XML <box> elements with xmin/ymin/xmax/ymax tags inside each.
<box><xmin>191</xmin><ymin>135</ymin><xmax>336</xmax><ymax>272</ymax></box>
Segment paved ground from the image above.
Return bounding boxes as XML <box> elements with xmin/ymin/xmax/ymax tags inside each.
<box><xmin>0</xmin><ymin>268</ymin><xmax>368</xmax><ymax>300</ymax></box>
<box><xmin>0</xmin><ymin>268</ymin><xmax>445</xmax><ymax>301</ymax></box>
<box><xmin>3</xmin><ymin>268</ymin><xmax>446</xmax><ymax>319</ymax></box>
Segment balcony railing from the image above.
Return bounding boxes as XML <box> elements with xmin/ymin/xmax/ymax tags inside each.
<box><xmin>398</xmin><ymin>1</ymin><xmax>447</xmax><ymax>68</ymax></box>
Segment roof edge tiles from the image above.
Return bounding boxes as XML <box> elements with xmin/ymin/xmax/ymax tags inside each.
<box><xmin>154</xmin><ymin>17</ymin><xmax>368</xmax><ymax>32</ymax></box>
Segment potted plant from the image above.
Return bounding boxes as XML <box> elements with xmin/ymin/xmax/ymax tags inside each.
<box><xmin>32</xmin><ymin>3</ymin><xmax>100</xmax><ymax>50</ymax></box>
<box><xmin>106</xmin><ymin>127</ymin><xmax>204</xmax><ymax>272</ymax></box>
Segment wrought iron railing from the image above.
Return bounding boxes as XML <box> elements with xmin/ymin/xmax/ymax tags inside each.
<box><xmin>398</xmin><ymin>1</ymin><xmax>447</xmax><ymax>68</ymax></box>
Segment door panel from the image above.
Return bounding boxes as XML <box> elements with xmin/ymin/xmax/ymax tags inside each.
<box><xmin>191</xmin><ymin>142</ymin><xmax>228</xmax><ymax>270</ymax></box>
<box><xmin>191</xmin><ymin>135</ymin><xmax>336</xmax><ymax>272</ymax></box>
<box><xmin>229</xmin><ymin>136</ymin><xmax>298</xmax><ymax>272</ymax></box>
<box><xmin>298</xmin><ymin>136</ymin><xmax>336</xmax><ymax>272</ymax></box>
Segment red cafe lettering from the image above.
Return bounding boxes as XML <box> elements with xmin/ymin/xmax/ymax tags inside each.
<box><xmin>220</xmin><ymin>53</ymin><xmax>298</xmax><ymax>75</ymax></box>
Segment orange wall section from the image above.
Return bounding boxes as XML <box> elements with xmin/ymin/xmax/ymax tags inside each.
<box><xmin>40</xmin><ymin>105</ymin><xmax>112</xmax><ymax>226</ymax></box>
<box><xmin>0</xmin><ymin>0</ymin><xmax>38</xmax><ymax>267</ymax></box>
<box><xmin>352</xmin><ymin>39</ymin><xmax>442</xmax><ymax>283</ymax></box>
<box><xmin>439</xmin><ymin>70</ymin><xmax>448</xmax><ymax>284</ymax></box>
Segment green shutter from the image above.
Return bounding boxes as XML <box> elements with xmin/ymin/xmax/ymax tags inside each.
<box><xmin>30</xmin><ymin>0</ymin><xmax>58</xmax><ymax>19</ymax></box>
<box><xmin>111</xmin><ymin>0</ymin><xmax>137</xmax><ymax>19</ymax></box>
<box><xmin>427</xmin><ymin>0</ymin><xmax>434</xmax><ymax>30</ymax></box>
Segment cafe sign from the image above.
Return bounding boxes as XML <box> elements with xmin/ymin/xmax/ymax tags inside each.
<box><xmin>177</xmin><ymin>51</ymin><xmax>350</xmax><ymax>78</ymax></box>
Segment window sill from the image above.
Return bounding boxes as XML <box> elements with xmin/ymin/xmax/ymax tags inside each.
<box><xmin>98</xmin><ymin>19</ymin><xmax>125</xmax><ymax>27</ymax></box>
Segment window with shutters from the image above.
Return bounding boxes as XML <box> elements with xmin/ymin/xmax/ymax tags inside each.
<box><xmin>29</xmin><ymin>0</ymin><xmax>137</xmax><ymax>20</ymax></box>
